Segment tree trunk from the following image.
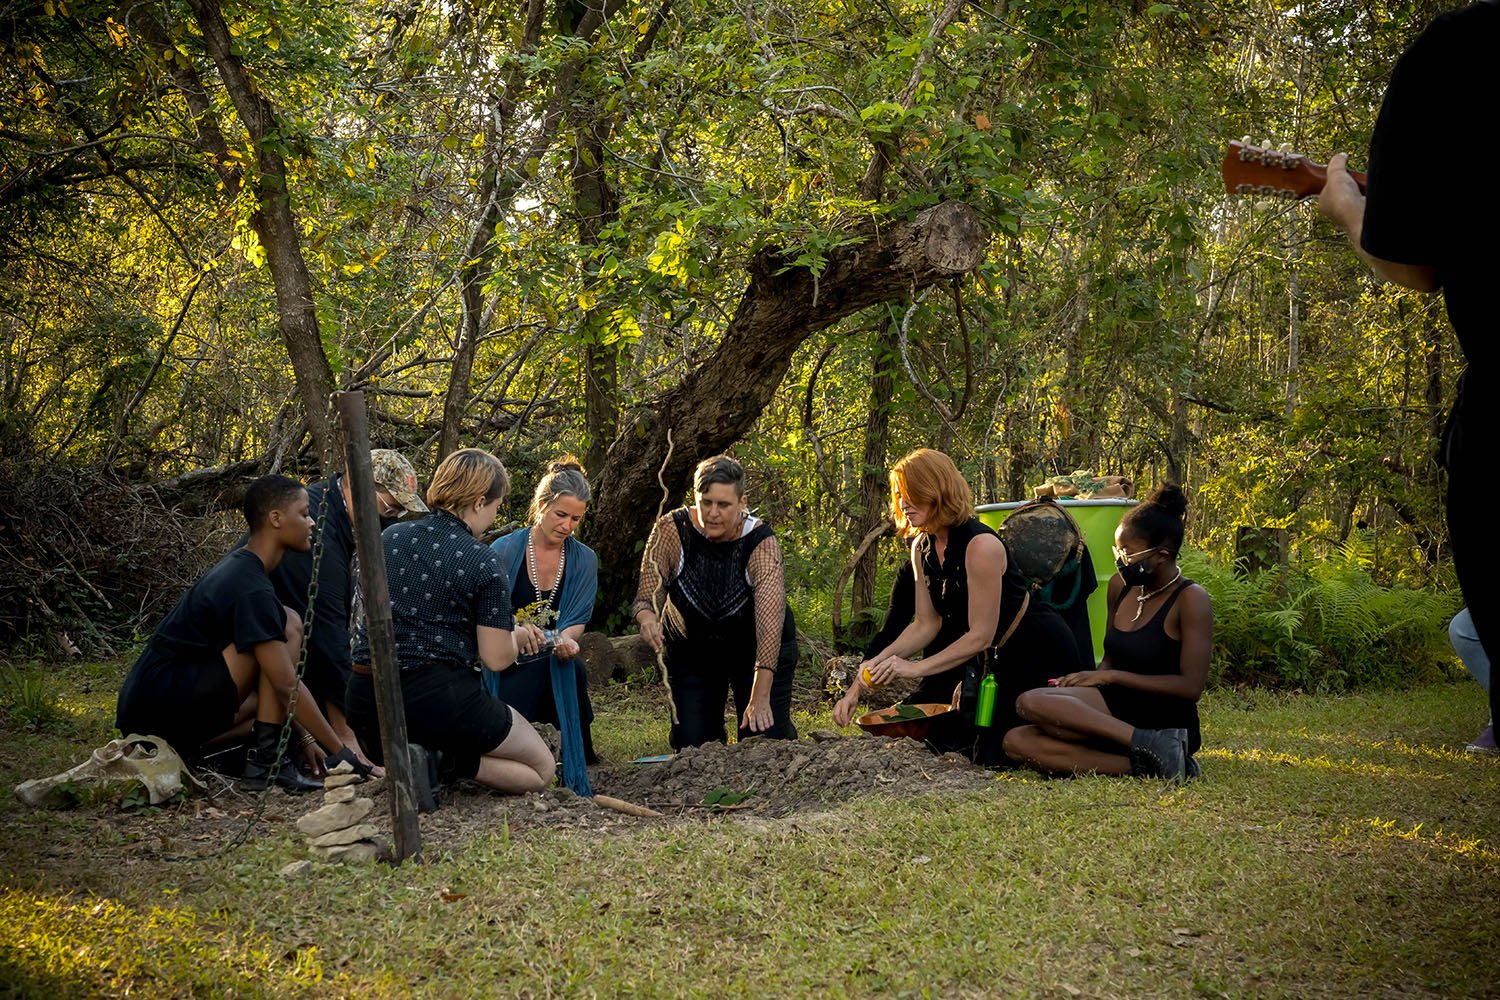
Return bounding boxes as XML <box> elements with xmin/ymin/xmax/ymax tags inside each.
<box><xmin>588</xmin><ymin>200</ymin><xmax>986</xmax><ymax>614</ymax></box>
<box><xmin>841</xmin><ymin>320</ymin><xmax>898</xmax><ymax>651</ymax></box>
<box><xmin>437</xmin><ymin>0</ymin><xmax>622</xmax><ymax>459</ymax></box>
<box><xmin>182</xmin><ymin>0</ymin><xmax>338</xmax><ymax>464</ymax></box>
<box><xmin>574</xmin><ymin>113</ymin><xmax>621</xmax><ymax>476</ymax></box>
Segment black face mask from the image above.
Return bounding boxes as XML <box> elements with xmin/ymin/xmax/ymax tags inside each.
<box><xmin>1116</xmin><ymin>556</ymin><xmax>1155</xmax><ymax>587</ymax></box>
<box><xmin>379</xmin><ymin>513</ymin><xmax>405</xmax><ymax>531</ymax></box>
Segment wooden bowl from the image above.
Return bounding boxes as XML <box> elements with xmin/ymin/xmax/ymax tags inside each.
<box><xmin>856</xmin><ymin>703</ymin><xmax>955</xmax><ymax>741</ymax></box>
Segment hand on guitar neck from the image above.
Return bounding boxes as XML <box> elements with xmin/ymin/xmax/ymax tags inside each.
<box><xmin>1220</xmin><ymin>139</ymin><xmax>1368</xmax><ymax>200</ymax></box>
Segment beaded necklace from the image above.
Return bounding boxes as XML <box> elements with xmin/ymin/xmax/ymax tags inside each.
<box><xmin>526</xmin><ymin>532</ymin><xmax>566</xmax><ymax>613</ymax></box>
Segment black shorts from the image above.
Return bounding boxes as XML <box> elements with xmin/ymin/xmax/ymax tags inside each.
<box><xmin>346</xmin><ymin>662</ymin><xmax>514</xmax><ymax>780</ymax></box>
<box><xmin>302</xmin><ymin>656</ymin><xmax>352</xmax><ymax>718</ymax></box>
<box><xmin>115</xmin><ymin>650</ymin><xmax>240</xmax><ymax>759</ymax></box>
<box><xmin>1100</xmin><ymin>684</ymin><xmax>1201</xmax><ymax>754</ymax></box>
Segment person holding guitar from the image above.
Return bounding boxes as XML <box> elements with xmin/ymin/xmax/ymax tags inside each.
<box><xmin>1317</xmin><ymin>0</ymin><xmax>1500</xmax><ymax>748</ymax></box>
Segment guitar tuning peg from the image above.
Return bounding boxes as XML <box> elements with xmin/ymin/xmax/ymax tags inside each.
<box><xmin>1240</xmin><ymin>135</ymin><xmax>1252</xmax><ymax>147</ymax></box>
<box><xmin>1278</xmin><ymin>142</ymin><xmax>1292</xmax><ymax>153</ymax></box>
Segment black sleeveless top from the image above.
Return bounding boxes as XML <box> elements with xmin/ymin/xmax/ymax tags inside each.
<box><xmin>917</xmin><ymin>518</ymin><xmax>1035</xmax><ymax>652</ymax></box>
<box><xmin>917</xmin><ymin>518</ymin><xmax>990</xmax><ymax>655</ymax></box>
<box><xmin>910</xmin><ymin>518</ymin><xmax>1047</xmax><ymax>698</ymax></box>
<box><xmin>1101</xmin><ymin>579</ymin><xmax>1201</xmax><ymax>748</ymax></box>
<box><xmin>1104</xmin><ymin>580</ymin><xmax>1191</xmax><ymax>674</ymax></box>
<box><xmin>663</xmin><ymin>508</ymin><xmax>775</xmax><ymax>643</ymax></box>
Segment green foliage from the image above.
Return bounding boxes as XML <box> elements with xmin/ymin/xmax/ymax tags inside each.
<box><xmin>0</xmin><ymin>668</ymin><xmax>71</xmax><ymax>735</ymax></box>
<box><xmin>1184</xmin><ymin>546</ymin><xmax>1460</xmax><ymax>693</ymax></box>
<box><xmin>0</xmin><ymin>0</ymin><xmax>1472</xmax><ymax>661</ymax></box>
<box><xmin>701</xmin><ymin>785</ymin><xmax>755</xmax><ymax>807</ymax></box>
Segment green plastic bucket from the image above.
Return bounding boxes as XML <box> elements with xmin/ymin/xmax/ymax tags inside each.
<box><xmin>976</xmin><ymin>499</ymin><xmax>1137</xmax><ymax>665</ymax></box>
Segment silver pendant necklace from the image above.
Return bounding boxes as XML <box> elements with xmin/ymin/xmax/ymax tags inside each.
<box><xmin>1133</xmin><ymin>567</ymin><xmax>1183</xmax><ymax>622</ymax></box>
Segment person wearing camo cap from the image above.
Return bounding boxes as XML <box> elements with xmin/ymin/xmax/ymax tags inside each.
<box><xmin>222</xmin><ymin>449</ymin><xmax>428</xmax><ymax>778</ymax></box>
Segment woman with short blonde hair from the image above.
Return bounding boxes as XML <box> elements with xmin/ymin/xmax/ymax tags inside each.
<box><xmin>347</xmin><ymin>448</ymin><xmax>553</xmax><ymax>809</ymax></box>
<box><xmin>426</xmin><ymin>448</ymin><xmax>510</xmax><ymax>513</ymax></box>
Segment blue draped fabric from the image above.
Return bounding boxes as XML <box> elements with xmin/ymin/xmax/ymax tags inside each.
<box><xmin>484</xmin><ymin>528</ymin><xmax>597</xmax><ymax>796</ymax></box>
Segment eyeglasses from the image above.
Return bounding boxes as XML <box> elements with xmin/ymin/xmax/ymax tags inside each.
<box><xmin>376</xmin><ymin>493</ymin><xmax>404</xmax><ymax>519</ymax></box>
<box><xmin>1112</xmin><ymin>545</ymin><xmax>1158</xmax><ymax>565</ymax></box>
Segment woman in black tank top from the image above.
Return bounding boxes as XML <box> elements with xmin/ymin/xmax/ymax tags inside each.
<box><xmin>1003</xmin><ymin>485</ymin><xmax>1213</xmax><ymax>781</ymax></box>
<box><xmin>833</xmin><ymin>450</ymin><xmax>1074</xmax><ymax>763</ymax></box>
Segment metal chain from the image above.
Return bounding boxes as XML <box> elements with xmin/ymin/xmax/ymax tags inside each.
<box><xmin>219</xmin><ymin>395</ymin><xmax>340</xmax><ymax>851</ymax></box>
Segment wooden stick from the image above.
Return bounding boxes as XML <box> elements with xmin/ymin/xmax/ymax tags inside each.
<box><xmin>334</xmin><ymin>391</ymin><xmax>422</xmax><ymax>864</ymax></box>
<box><xmin>593</xmin><ymin>794</ymin><xmax>663</xmax><ymax>819</ymax></box>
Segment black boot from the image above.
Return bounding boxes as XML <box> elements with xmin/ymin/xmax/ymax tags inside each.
<box><xmin>1128</xmin><ymin>727</ymin><xmax>1188</xmax><ymax>780</ymax></box>
<box><xmin>408</xmin><ymin>743</ymin><xmax>442</xmax><ymax>814</ymax></box>
<box><xmin>242</xmin><ymin>721</ymin><xmax>322</xmax><ymax>794</ymax></box>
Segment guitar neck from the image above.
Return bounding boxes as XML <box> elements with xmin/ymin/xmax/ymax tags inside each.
<box><xmin>1222</xmin><ymin>141</ymin><xmax>1368</xmax><ymax>200</ymax></box>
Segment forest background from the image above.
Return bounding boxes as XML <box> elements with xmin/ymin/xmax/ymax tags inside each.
<box><xmin>0</xmin><ymin>0</ymin><xmax>1467</xmax><ymax>690</ymax></box>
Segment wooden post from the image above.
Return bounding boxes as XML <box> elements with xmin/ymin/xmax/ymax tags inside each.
<box><xmin>1234</xmin><ymin>526</ymin><xmax>1289</xmax><ymax>577</ymax></box>
<box><xmin>332</xmin><ymin>391</ymin><xmax>422</xmax><ymax>863</ymax></box>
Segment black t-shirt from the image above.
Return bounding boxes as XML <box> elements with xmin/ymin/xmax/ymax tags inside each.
<box><xmin>352</xmin><ymin>508</ymin><xmax>514</xmax><ymax>669</ymax></box>
<box><xmin>262</xmin><ymin>477</ymin><xmax>355</xmax><ymax>675</ymax></box>
<box><xmin>1362</xmin><ymin>1</ymin><xmax>1500</xmax><ymax>373</ymax></box>
<box><xmin>145</xmin><ymin>548</ymin><xmax>287</xmax><ymax>661</ymax></box>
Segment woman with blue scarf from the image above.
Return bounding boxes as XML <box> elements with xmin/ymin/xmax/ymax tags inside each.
<box><xmin>485</xmin><ymin>458</ymin><xmax>599</xmax><ymax>795</ymax></box>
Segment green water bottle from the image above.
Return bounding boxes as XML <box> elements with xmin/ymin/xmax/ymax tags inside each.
<box><xmin>974</xmin><ymin>672</ymin><xmax>998</xmax><ymax>728</ymax></box>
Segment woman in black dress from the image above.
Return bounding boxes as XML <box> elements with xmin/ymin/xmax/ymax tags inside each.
<box><xmin>833</xmin><ymin>449</ymin><xmax>1079</xmax><ymax>764</ymax></box>
<box><xmin>1003</xmin><ymin>485</ymin><xmax>1212</xmax><ymax>780</ymax></box>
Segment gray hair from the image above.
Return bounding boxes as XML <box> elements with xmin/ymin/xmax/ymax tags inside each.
<box><xmin>531</xmin><ymin>456</ymin><xmax>591</xmax><ymax>522</ymax></box>
<box><xmin>693</xmin><ymin>454</ymin><xmax>745</xmax><ymax>496</ymax></box>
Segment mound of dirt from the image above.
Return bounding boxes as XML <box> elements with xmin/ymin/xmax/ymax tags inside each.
<box><xmin>397</xmin><ymin>732</ymin><xmax>1001</xmax><ymax>850</ymax></box>
<box><xmin>593</xmin><ymin>733</ymin><xmax>993</xmax><ymax>816</ymax></box>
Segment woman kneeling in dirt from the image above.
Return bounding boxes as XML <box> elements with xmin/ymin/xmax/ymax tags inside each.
<box><xmin>1003</xmin><ymin>485</ymin><xmax>1211</xmax><ymax>781</ymax></box>
<box><xmin>485</xmin><ymin>457</ymin><xmax>599</xmax><ymax>792</ymax></box>
<box><xmin>832</xmin><ymin>449</ymin><xmax>1080</xmax><ymax>765</ymax></box>
<box><xmin>346</xmin><ymin>449</ymin><xmax>555</xmax><ymax>808</ymax></box>
<box><xmin>634</xmin><ymin>454</ymin><xmax>799</xmax><ymax>748</ymax></box>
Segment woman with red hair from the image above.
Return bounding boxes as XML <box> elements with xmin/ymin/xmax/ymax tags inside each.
<box><xmin>833</xmin><ymin>449</ymin><xmax>1080</xmax><ymax>763</ymax></box>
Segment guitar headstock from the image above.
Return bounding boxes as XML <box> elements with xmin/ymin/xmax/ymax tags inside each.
<box><xmin>1221</xmin><ymin>138</ymin><xmax>1325</xmax><ymax>200</ymax></box>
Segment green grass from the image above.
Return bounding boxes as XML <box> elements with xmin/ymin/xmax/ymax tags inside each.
<box><xmin>1</xmin><ymin>658</ymin><xmax>1496</xmax><ymax>998</ymax></box>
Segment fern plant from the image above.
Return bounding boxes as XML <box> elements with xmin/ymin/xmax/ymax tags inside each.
<box><xmin>1180</xmin><ymin>549</ymin><xmax>1460</xmax><ymax>692</ymax></box>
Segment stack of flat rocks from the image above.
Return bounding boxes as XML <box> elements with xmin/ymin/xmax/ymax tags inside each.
<box><xmin>294</xmin><ymin>762</ymin><xmax>387</xmax><ymax>863</ymax></box>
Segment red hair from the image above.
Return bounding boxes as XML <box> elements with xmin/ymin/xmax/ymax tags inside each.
<box><xmin>889</xmin><ymin>449</ymin><xmax>974</xmax><ymax>537</ymax></box>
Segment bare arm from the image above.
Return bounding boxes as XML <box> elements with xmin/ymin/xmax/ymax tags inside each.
<box><xmin>833</xmin><ymin>540</ymin><xmax>935</xmax><ymax>725</ymax></box>
<box><xmin>477</xmin><ymin>625</ymin><xmax>518</xmax><ymax>672</ymax></box>
<box><xmin>253</xmin><ymin>639</ymin><xmax>342</xmax><ymax>752</ymax></box>
<box><xmin>861</xmin><ymin>539</ymin><xmax>943</xmax><ymax>670</ymax></box>
<box><xmin>1318</xmin><ymin>153</ymin><xmax>1440</xmax><ymax>293</ymax></box>
<box><xmin>632</xmin><ymin>514</ymin><xmax>680</xmax><ymax>652</ymax></box>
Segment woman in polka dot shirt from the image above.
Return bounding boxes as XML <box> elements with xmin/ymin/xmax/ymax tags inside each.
<box><xmin>348</xmin><ymin>449</ymin><xmax>555</xmax><ymax>804</ymax></box>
